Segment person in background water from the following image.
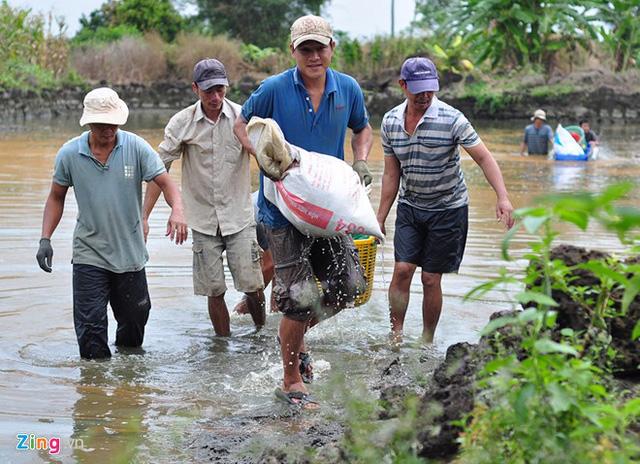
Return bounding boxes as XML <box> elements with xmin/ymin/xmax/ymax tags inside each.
<box><xmin>234</xmin><ymin>14</ymin><xmax>373</xmax><ymax>409</ymax></box>
<box><xmin>36</xmin><ymin>87</ymin><xmax>187</xmax><ymax>359</ymax></box>
<box><xmin>143</xmin><ymin>59</ymin><xmax>265</xmax><ymax>336</ymax></box>
<box><xmin>579</xmin><ymin>119</ymin><xmax>599</xmax><ymax>146</ymax></box>
<box><xmin>520</xmin><ymin>109</ymin><xmax>553</xmax><ymax>156</ymax></box>
<box><xmin>377</xmin><ymin>57</ymin><xmax>515</xmax><ymax>345</ymax></box>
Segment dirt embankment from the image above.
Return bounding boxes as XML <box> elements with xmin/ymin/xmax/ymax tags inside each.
<box><xmin>3</xmin><ymin>69</ymin><xmax>640</xmax><ymax>123</ymax></box>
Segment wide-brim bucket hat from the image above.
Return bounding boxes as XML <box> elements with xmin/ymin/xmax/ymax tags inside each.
<box><xmin>79</xmin><ymin>87</ymin><xmax>129</xmax><ymax>126</ymax></box>
<box><xmin>531</xmin><ymin>109</ymin><xmax>547</xmax><ymax>121</ymax></box>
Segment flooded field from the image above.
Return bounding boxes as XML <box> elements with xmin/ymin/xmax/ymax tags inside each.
<box><xmin>1</xmin><ymin>111</ymin><xmax>639</xmax><ymax>462</ymax></box>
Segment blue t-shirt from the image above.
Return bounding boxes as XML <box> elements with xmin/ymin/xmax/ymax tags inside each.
<box><xmin>241</xmin><ymin>67</ymin><xmax>369</xmax><ymax>227</ymax></box>
<box><xmin>524</xmin><ymin>124</ymin><xmax>553</xmax><ymax>155</ymax></box>
<box><xmin>53</xmin><ymin>130</ymin><xmax>166</xmax><ymax>272</ymax></box>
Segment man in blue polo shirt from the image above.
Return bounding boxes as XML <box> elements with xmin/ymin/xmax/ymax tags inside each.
<box><xmin>36</xmin><ymin>87</ymin><xmax>187</xmax><ymax>359</ymax></box>
<box><xmin>234</xmin><ymin>14</ymin><xmax>373</xmax><ymax>408</ymax></box>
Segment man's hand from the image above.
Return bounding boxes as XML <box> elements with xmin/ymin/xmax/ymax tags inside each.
<box><xmin>166</xmin><ymin>209</ymin><xmax>188</xmax><ymax>244</ymax></box>
<box><xmin>496</xmin><ymin>197</ymin><xmax>515</xmax><ymax>229</ymax></box>
<box><xmin>36</xmin><ymin>238</ymin><xmax>53</xmax><ymax>272</ymax></box>
<box><xmin>352</xmin><ymin>160</ymin><xmax>373</xmax><ymax>186</ymax></box>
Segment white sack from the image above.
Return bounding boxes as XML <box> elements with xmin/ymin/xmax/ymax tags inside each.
<box><xmin>247</xmin><ymin>117</ymin><xmax>384</xmax><ymax>242</ymax></box>
<box><xmin>554</xmin><ymin>123</ymin><xmax>585</xmax><ymax>156</ymax></box>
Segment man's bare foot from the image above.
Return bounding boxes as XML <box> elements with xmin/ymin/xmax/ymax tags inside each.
<box><xmin>389</xmin><ymin>331</ymin><xmax>403</xmax><ymax>351</ymax></box>
<box><xmin>422</xmin><ymin>330</ymin><xmax>435</xmax><ymax>344</ymax></box>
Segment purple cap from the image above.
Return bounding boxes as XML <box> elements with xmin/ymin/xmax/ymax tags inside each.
<box><xmin>400</xmin><ymin>57</ymin><xmax>439</xmax><ymax>94</ymax></box>
<box><xmin>193</xmin><ymin>58</ymin><xmax>229</xmax><ymax>90</ymax></box>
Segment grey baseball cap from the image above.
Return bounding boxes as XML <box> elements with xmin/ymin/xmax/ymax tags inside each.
<box><xmin>400</xmin><ymin>57</ymin><xmax>440</xmax><ymax>94</ymax></box>
<box><xmin>193</xmin><ymin>58</ymin><xmax>229</xmax><ymax>90</ymax></box>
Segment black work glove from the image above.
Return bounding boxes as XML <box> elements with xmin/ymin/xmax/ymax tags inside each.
<box><xmin>352</xmin><ymin>160</ymin><xmax>373</xmax><ymax>186</ymax></box>
<box><xmin>36</xmin><ymin>238</ymin><xmax>53</xmax><ymax>272</ymax></box>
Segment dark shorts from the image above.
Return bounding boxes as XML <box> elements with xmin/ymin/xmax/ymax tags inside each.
<box><xmin>394</xmin><ymin>202</ymin><xmax>468</xmax><ymax>273</ymax></box>
<box><xmin>265</xmin><ymin>224</ymin><xmax>366</xmax><ymax>322</ymax></box>
<box><xmin>73</xmin><ymin>264</ymin><xmax>151</xmax><ymax>359</ymax></box>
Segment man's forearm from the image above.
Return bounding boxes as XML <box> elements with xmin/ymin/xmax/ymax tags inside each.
<box><xmin>377</xmin><ymin>173</ymin><xmax>400</xmax><ymax>222</ymax></box>
<box><xmin>160</xmin><ymin>182</ymin><xmax>183</xmax><ymax>212</ymax></box>
<box><xmin>143</xmin><ymin>181</ymin><xmax>163</xmax><ymax>219</ymax></box>
<box><xmin>351</xmin><ymin>124</ymin><xmax>373</xmax><ymax>162</ymax></box>
<box><xmin>233</xmin><ymin>116</ymin><xmax>255</xmax><ymax>155</ymax></box>
<box><xmin>41</xmin><ymin>197</ymin><xmax>64</xmax><ymax>239</ymax></box>
<box><xmin>478</xmin><ymin>155</ymin><xmax>509</xmax><ymax>200</ymax></box>
<box><xmin>41</xmin><ymin>184</ymin><xmax>68</xmax><ymax>239</ymax></box>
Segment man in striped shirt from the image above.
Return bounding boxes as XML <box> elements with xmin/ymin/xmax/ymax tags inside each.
<box><xmin>376</xmin><ymin>57</ymin><xmax>514</xmax><ymax>344</ymax></box>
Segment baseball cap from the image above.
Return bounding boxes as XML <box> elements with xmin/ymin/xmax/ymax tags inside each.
<box><xmin>400</xmin><ymin>57</ymin><xmax>440</xmax><ymax>94</ymax></box>
<box><xmin>290</xmin><ymin>15</ymin><xmax>333</xmax><ymax>49</ymax></box>
<box><xmin>193</xmin><ymin>58</ymin><xmax>229</xmax><ymax>90</ymax></box>
<box><xmin>79</xmin><ymin>87</ymin><xmax>128</xmax><ymax>126</ymax></box>
<box><xmin>531</xmin><ymin>109</ymin><xmax>547</xmax><ymax>121</ymax></box>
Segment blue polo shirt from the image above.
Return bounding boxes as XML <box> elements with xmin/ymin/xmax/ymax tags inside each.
<box><xmin>241</xmin><ymin>67</ymin><xmax>369</xmax><ymax>227</ymax></box>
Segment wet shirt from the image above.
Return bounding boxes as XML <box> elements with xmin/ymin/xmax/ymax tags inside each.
<box><xmin>53</xmin><ymin>130</ymin><xmax>166</xmax><ymax>273</ymax></box>
<box><xmin>523</xmin><ymin>123</ymin><xmax>553</xmax><ymax>155</ymax></box>
<box><xmin>381</xmin><ymin>97</ymin><xmax>480</xmax><ymax>211</ymax></box>
<box><xmin>241</xmin><ymin>67</ymin><xmax>369</xmax><ymax>228</ymax></box>
<box><xmin>584</xmin><ymin>130</ymin><xmax>597</xmax><ymax>143</ymax></box>
<box><xmin>158</xmin><ymin>99</ymin><xmax>253</xmax><ymax>236</ymax></box>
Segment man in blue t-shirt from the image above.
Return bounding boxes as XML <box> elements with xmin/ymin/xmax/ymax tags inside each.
<box><xmin>36</xmin><ymin>88</ymin><xmax>187</xmax><ymax>359</ymax></box>
<box><xmin>520</xmin><ymin>109</ymin><xmax>553</xmax><ymax>156</ymax></box>
<box><xmin>234</xmin><ymin>15</ymin><xmax>373</xmax><ymax>408</ymax></box>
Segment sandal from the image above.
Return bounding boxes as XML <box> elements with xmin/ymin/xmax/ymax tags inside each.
<box><xmin>274</xmin><ymin>388</ymin><xmax>320</xmax><ymax>410</ymax></box>
<box><xmin>276</xmin><ymin>335</ymin><xmax>314</xmax><ymax>384</ymax></box>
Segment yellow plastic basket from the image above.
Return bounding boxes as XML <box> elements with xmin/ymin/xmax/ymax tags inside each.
<box><xmin>353</xmin><ymin>235</ymin><xmax>377</xmax><ymax>306</ymax></box>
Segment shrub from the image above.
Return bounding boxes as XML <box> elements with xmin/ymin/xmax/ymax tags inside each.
<box><xmin>71</xmin><ymin>33</ymin><xmax>167</xmax><ymax>84</ymax></box>
<box><xmin>0</xmin><ymin>2</ymin><xmax>71</xmax><ymax>90</ymax></box>
<box><xmin>169</xmin><ymin>32</ymin><xmax>245</xmax><ymax>83</ymax></box>
<box><xmin>72</xmin><ymin>24</ymin><xmax>141</xmax><ymax>45</ymax></box>
<box><xmin>241</xmin><ymin>44</ymin><xmax>291</xmax><ymax>75</ymax></box>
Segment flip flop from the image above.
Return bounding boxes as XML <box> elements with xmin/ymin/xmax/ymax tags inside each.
<box><xmin>274</xmin><ymin>388</ymin><xmax>320</xmax><ymax>410</ymax></box>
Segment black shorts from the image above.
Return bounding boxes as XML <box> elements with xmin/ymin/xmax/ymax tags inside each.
<box><xmin>265</xmin><ymin>224</ymin><xmax>366</xmax><ymax>322</ymax></box>
<box><xmin>394</xmin><ymin>202</ymin><xmax>468</xmax><ymax>273</ymax></box>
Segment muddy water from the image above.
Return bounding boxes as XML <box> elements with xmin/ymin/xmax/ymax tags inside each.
<box><xmin>1</xmin><ymin>112</ymin><xmax>638</xmax><ymax>462</ymax></box>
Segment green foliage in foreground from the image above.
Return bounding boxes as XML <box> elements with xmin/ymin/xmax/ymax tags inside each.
<box><xmin>460</xmin><ymin>183</ymin><xmax>640</xmax><ymax>463</ymax></box>
<box><xmin>459</xmin><ymin>311</ymin><xmax>640</xmax><ymax>463</ymax></box>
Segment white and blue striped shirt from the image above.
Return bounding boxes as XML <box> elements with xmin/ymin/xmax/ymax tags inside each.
<box><xmin>381</xmin><ymin>97</ymin><xmax>481</xmax><ymax>211</ymax></box>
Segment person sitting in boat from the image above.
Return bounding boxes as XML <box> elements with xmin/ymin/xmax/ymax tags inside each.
<box><xmin>579</xmin><ymin>119</ymin><xmax>599</xmax><ymax>147</ymax></box>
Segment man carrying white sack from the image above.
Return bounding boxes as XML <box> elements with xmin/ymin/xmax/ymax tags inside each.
<box><xmin>234</xmin><ymin>15</ymin><xmax>373</xmax><ymax>408</ymax></box>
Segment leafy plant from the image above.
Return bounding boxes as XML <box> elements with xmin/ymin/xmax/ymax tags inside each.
<box><xmin>75</xmin><ymin>0</ymin><xmax>184</xmax><ymax>43</ymax></box>
<box><xmin>599</xmin><ymin>0</ymin><xmax>640</xmax><ymax>71</ymax></box>
<box><xmin>459</xmin><ymin>314</ymin><xmax>640</xmax><ymax>463</ymax></box>
<box><xmin>418</xmin><ymin>0</ymin><xmax>602</xmax><ymax>71</ymax></box>
<box><xmin>460</xmin><ymin>183</ymin><xmax>640</xmax><ymax>463</ymax></box>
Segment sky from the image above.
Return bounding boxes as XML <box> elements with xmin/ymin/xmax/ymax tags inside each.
<box><xmin>9</xmin><ymin>0</ymin><xmax>417</xmax><ymax>39</ymax></box>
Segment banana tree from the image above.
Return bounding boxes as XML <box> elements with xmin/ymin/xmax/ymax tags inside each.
<box><xmin>446</xmin><ymin>0</ymin><xmax>604</xmax><ymax>70</ymax></box>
